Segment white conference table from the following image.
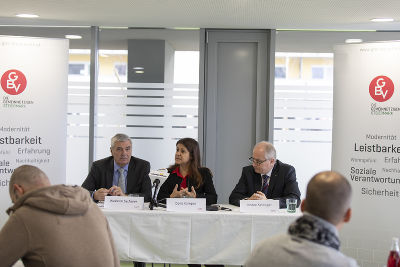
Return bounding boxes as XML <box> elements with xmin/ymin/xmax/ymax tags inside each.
<box><xmin>103</xmin><ymin>205</ymin><xmax>301</xmax><ymax>265</ymax></box>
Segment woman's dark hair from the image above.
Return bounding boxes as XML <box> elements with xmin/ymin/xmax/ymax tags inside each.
<box><xmin>168</xmin><ymin>138</ymin><xmax>204</xmax><ymax>188</ymax></box>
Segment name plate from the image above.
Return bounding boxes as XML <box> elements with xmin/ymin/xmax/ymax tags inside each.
<box><xmin>104</xmin><ymin>196</ymin><xmax>144</xmax><ymax>210</ymax></box>
<box><xmin>240</xmin><ymin>200</ymin><xmax>279</xmax><ymax>213</ymax></box>
<box><xmin>166</xmin><ymin>198</ymin><xmax>206</xmax><ymax>212</ymax></box>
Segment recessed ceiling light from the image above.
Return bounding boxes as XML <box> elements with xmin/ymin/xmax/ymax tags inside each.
<box><xmin>370</xmin><ymin>18</ymin><xmax>394</xmax><ymax>22</ymax></box>
<box><xmin>135</xmin><ymin>70</ymin><xmax>144</xmax><ymax>74</ymax></box>
<box><xmin>345</xmin><ymin>39</ymin><xmax>363</xmax><ymax>44</ymax></box>
<box><xmin>65</xmin><ymin>35</ymin><xmax>82</xmax><ymax>40</ymax></box>
<box><xmin>15</xmin><ymin>14</ymin><xmax>39</xmax><ymax>18</ymax></box>
<box><xmin>133</xmin><ymin>67</ymin><xmax>144</xmax><ymax>70</ymax></box>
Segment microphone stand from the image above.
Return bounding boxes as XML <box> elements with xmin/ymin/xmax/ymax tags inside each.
<box><xmin>149</xmin><ymin>197</ymin><xmax>158</xmax><ymax>210</ymax></box>
<box><xmin>149</xmin><ymin>178</ymin><xmax>160</xmax><ymax>210</ymax></box>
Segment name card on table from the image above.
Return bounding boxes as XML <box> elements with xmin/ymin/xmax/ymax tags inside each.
<box><xmin>104</xmin><ymin>196</ymin><xmax>144</xmax><ymax>210</ymax></box>
<box><xmin>166</xmin><ymin>198</ymin><xmax>206</xmax><ymax>212</ymax></box>
<box><xmin>240</xmin><ymin>200</ymin><xmax>279</xmax><ymax>213</ymax></box>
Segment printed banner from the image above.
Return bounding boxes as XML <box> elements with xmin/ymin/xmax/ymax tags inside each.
<box><xmin>332</xmin><ymin>42</ymin><xmax>400</xmax><ymax>265</ymax></box>
<box><xmin>0</xmin><ymin>36</ymin><xmax>68</xmax><ymax>227</ymax></box>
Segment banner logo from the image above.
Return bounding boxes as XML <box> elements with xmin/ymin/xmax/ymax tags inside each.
<box><xmin>1</xmin><ymin>69</ymin><xmax>27</xmax><ymax>95</ymax></box>
<box><xmin>369</xmin><ymin>76</ymin><xmax>394</xmax><ymax>102</ymax></box>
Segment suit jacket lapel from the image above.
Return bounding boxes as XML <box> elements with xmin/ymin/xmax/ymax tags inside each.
<box><xmin>252</xmin><ymin>168</ymin><xmax>262</xmax><ymax>193</ymax></box>
<box><xmin>106</xmin><ymin>158</ymin><xmax>114</xmax><ymax>188</ymax></box>
<box><xmin>126</xmin><ymin>156</ymin><xmax>135</xmax><ymax>192</ymax></box>
<box><xmin>267</xmin><ymin>160</ymin><xmax>279</xmax><ymax>195</ymax></box>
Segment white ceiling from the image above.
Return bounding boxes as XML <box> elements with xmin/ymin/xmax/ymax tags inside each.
<box><xmin>2</xmin><ymin>0</ymin><xmax>400</xmax><ymax>53</ymax></box>
<box><xmin>1</xmin><ymin>0</ymin><xmax>400</xmax><ymax>30</ymax></box>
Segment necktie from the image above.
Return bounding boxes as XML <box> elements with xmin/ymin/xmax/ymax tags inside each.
<box><xmin>118</xmin><ymin>168</ymin><xmax>126</xmax><ymax>194</ymax></box>
<box><xmin>262</xmin><ymin>174</ymin><xmax>269</xmax><ymax>194</ymax></box>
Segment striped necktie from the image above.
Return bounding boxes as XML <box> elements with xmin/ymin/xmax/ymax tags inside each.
<box><xmin>118</xmin><ymin>168</ymin><xmax>126</xmax><ymax>194</ymax></box>
<box><xmin>262</xmin><ymin>174</ymin><xmax>269</xmax><ymax>194</ymax></box>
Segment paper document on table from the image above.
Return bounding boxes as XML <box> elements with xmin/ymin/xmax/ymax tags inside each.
<box><xmin>149</xmin><ymin>168</ymin><xmax>169</xmax><ymax>177</ymax></box>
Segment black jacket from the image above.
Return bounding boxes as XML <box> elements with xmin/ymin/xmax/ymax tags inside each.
<box><xmin>157</xmin><ymin>167</ymin><xmax>218</xmax><ymax>205</ymax></box>
<box><xmin>82</xmin><ymin>156</ymin><xmax>152</xmax><ymax>202</ymax></box>
<box><xmin>229</xmin><ymin>160</ymin><xmax>300</xmax><ymax>208</ymax></box>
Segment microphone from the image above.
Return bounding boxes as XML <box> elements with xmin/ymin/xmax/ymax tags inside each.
<box><xmin>152</xmin><ymin>178</ymin><xmax>160</xmax><ymax>188</ymax></box>
<box><xmin>153</xmin><ymin>178</ymin><xmax>160</xmax><ymax>199</ymax></box>
<box><xmin>150</xmin><ymin>179</ymin><xmax>160</xmax><ymax>210</ymax></box>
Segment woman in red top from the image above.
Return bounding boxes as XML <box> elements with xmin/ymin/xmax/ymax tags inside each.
<box><xmin>157</xmin><ymin>138</ymin><xmax>218</xmax><ymax>205</ymax></box>
<box><xmin>157</xmin><ymin>138</ymin><xmax>222</xmax><ymax>267</ymax></box>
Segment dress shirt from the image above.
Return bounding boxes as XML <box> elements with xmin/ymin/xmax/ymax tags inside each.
<box><xmin>112</xmin><ymin>161</ymin><xmax>129</xmax><ymax>190</ymax></box>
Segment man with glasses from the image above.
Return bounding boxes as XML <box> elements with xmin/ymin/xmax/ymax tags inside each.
<box><xmin>229</xmin><ymin>141</ymin><xmax>300</xmax><ymax>208</ymax></box>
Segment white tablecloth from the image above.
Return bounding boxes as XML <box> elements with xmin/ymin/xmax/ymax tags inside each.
<box><xmin>103</xmin><ymin>205</ymin><xmax>301</xmax><ymax>265</ymax></box>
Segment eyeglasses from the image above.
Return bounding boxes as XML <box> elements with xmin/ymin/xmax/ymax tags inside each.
<box><xmin>249</xmin><ymin>157</ymin><xmax>268</xmax><ymax>165</ymax></box>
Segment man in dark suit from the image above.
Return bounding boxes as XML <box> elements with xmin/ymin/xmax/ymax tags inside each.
<box><xmin>82</xmin><ymin>133</ymin><xmax>152</xmax><ymax>202</ymax></box>
<box><xmin>229</xmin><ymin>141</ymin><xmax>300</xmax><ymax>208</ymax></box>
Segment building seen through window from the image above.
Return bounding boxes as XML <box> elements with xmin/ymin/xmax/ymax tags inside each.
<box><xmin>66</xmin><ymin>30</ymin><xmax>200</xmax><ymax>185</ymax></box>
<box><xmin>274</xmin><ymin>52</ymin><xmax>333</xmax><ymax>195</ymax></box>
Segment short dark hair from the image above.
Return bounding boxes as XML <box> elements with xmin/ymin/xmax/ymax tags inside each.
<box><xmin>304</xmin><ymin>171</ymin><xmax>352</xmax><ymax>225</ymax></box>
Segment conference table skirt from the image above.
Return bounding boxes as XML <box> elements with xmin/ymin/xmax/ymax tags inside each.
<box><xmin>103</xmin><ymin>205</ymin><xmax>301</xmax><ymax>265</ymax></box>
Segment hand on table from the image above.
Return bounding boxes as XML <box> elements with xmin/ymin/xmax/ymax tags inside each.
<box><xmin>93</xmin><ymin>188</ymin><xmax>109</xmax><ymax>201</ymax></box>
<box><xmin>109</xmin><ymin>185</ymin><xmax>125</xmax><ymax>196</ymax></box>
<box><xmin>248</xmin><ymin>191</ymin><xmax>267</xmax><ymax>200</ymax></box>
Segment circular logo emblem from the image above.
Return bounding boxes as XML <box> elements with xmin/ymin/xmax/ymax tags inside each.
<box><xmin>1</xmin><ymin>69</ymin><xmax>27</xmax><ymax>95</ymax></box>
<box><xmin>369</xmin><ymin>75</ymin><xmax>394</xmax><ymax>102</ymax></box>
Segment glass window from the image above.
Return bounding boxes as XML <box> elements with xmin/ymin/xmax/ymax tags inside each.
<box><xmin>96</xmin><ymin>28</ymin><xmax>200</xmax><ymax>170</ymax></box>
<box><xmin>69</xmin><ymin>63</ymin><xmax>88</xmax><ymax>75</ymax></box>
<box><xmin>311</xmin><ymin>66</ymin><xmax>324</xmax><ymax>79</ymax></box>
<box><xmin>275</xmin><ymin>66</ymin><xmax>286</xmax><ymax>79</ymax></box>
<box><xmin>274</xmin><ymin>30</ymin><xmax>400</xmax><ymax>196</ymax></box>
<box><xmin>114</xmin><ymin>63</ymin><xmax>127</xmax><ymax>76</ymax></box>
<box><xmin>274</xmin><ymin>51</ymin><xmax>333</xmax><ymax>195</ymax></box>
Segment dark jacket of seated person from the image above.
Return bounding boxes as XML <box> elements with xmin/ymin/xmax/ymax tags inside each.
<box><xmin>157</xmin><ymin>167</ymin><xmax>218</xmax><ymax>206</ymax></box>
<box><xmin>82</xmin><ymin>156</ymin><xmax>152</xmax><ymax>202</ymax></box>
<box><xmin>229</xmin><ymin>159</ymin><xmax>300</xmax><ymax>208</ymax></box>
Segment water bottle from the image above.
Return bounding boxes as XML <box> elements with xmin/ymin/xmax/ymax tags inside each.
<box><xmin>387</xmin><ymin>237</ymin><xmax>400</xmax><ymax>267</ymax></box>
